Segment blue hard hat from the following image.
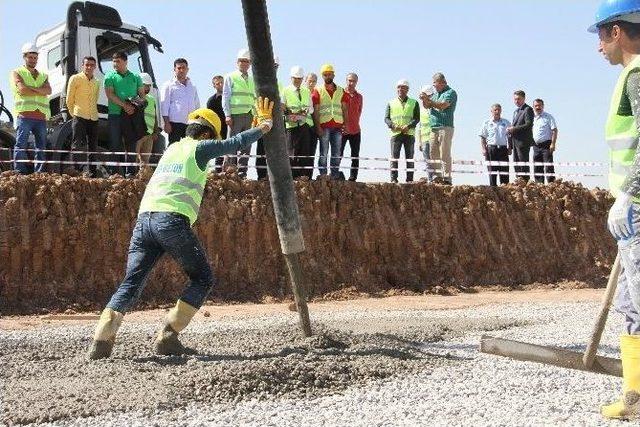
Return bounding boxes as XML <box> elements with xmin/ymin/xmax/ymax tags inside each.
<box><xmin>589</xmin><ymin>0</ymin><xmax>640</xmax><ymax>32</ymax></box>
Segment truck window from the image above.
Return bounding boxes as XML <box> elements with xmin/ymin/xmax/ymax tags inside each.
<box><xmin>47</xmin><ymin>46</ymin><xmax>61</xmax><ymax>69</ymax></box>
<box><xmin>95</xmin><ymin>35</ymin><xmax>144</xmax><ymax>75</ymax></box>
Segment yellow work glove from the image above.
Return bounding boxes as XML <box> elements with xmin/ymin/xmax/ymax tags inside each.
<box><xmin>255</xmin><ymin>96</ymin><xmax>274</xmax><ymax>132</ymax></box>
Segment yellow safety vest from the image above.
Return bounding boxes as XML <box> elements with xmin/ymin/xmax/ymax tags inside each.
<box><xmin>389</xmin><ymin>97</ymin><xmax>417</xmax><ymax>136</ymax></box>
<box><xmin>317</xmin><ymin>85</ymin><xmax>344</xmax><ymax>124</ymax></box>
<box><xmin>282</xmin><ymin>85</ymin><xmax>312</xmax><ymax>129</ymax></box>
<box><xmin>228</xmin><ymin>70</ymin><xmax>256</xmax><ymax>115</ymax></box>
<box><xmin>606</xmin><ymin>55</ymin><xmax>640</xmax><ymax>201</ymax></box>
<box><xmin>11</xmin><ymin>66</ymin><xmax>50</xmax><ymax>119</ymax></box>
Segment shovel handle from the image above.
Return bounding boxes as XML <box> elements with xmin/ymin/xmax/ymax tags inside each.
<box><xmin>583</xmin><ymin>254</ymin><xmax>621</xmax><ymax>368</ymax></box>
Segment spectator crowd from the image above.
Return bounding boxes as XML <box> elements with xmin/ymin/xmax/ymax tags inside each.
<box><xmin>10</xmin><ymin>45</ymin><xmax>558</xmax><ymax>186</ymax></box>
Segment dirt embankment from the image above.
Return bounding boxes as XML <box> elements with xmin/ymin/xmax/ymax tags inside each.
<box><xmin>0</xmin><ymin>172</ymin><xmax>615</xmax><ymax>314</ymax></box>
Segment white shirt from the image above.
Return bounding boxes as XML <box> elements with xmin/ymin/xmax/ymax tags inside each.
<box><xmin>533</xmin><ymin>111</ymin><xmax>557</xmax><ymax>143</ymax></box>
<box><xmin>160</xmin><ymin>77</ymin><xmax>200</xmax><ymax>124</ymax></box>
<box><xmin>479</xmin><ymin>117</ymin><xmax>511</xmax><ymax>146</ymax></box>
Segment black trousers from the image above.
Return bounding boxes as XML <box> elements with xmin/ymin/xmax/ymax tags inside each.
<box><xmin>486</xmin><ymin>145</ymin><xmax>509</xmax><ymax>186</ymax></box>
<box><xmin>71</xmin><ymin>116</ymin><xmax>98</xmax><ymax>175</ymax></box>
<box><xmin>513</xmin><ymin>142</ymin><xmax>531</xmax><ymax>181</ymax></box>
<box><xmin>109</xmin><ymin>110</ymin><xmax>145</xmax><ymax>176</ymax></box>
<box><xmin>390</xmin><ymin>134</ymin><xmax>415</xmax><ymax>182</ymax></box>
<box><xmin>168</xmin><ymin>122</ymin><xmax>187</xmax><ymax>145</ymax></box>
<box><xmin>256</xmin><ymin>138</ymin><xmax>267</xmax><ymax>180</ymax></box>
<box><xmin>213</xmin><ymin>124</ymin><xmax>228</xmax><ymax>173</ymax></box>
<box><xmin>341</xmin><ymin>132</ymin><xmax>361</xmax><ymax>180</ymax></box>
<box><xmin>533</xmin><ymin>140</ymin><xmax>555</xmax><ymax>183</ymax></box>
<box><xmin>286</xmin><ymin>124</ymin><xmax>312</xmax><ymax>178</ymax></box>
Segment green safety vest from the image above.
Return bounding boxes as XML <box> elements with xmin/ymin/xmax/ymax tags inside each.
<box><xmin>606</xmin><ymin>55</ymin><xmax>640</xmax><ymax>201</ymax></box>
<box><xmin>389</xmin><ymin>97</ymin><xmax>417</xmax><ymax>136</ymax></box>
<box><xmin>11</xmin><ymin>66</ymin><xmax>50</xmax><ymax>119</ymax></box>
<box><xmin>228</xmin><ymin>70</ymin><xmax>256</xmax><ymax>115</ymax></box>
<box><xmin>317</xmin><ymin>85</ymin><xmax>344</xmax><ymax>124</ymax></box>
<box><xmin>282</xmin><ymin>85</ymin><xmax>312</xmax><ymax>129</ymax></box>
<box><xmin>419</xmin><ymin>106</ymin><xmax>432</xmax><ymax>141</ymax></box>
<box><xmin>138</xmin><ymin>137</ymin><xmax>207</xmax><ymax>225</ymax></box>
<box><xmin>144</xmin><ymin>94</ymin><xmax>156</xmax><ymax>134</ymax></box>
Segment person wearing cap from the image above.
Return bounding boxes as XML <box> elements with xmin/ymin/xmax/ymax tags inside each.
<box><xmin>385</xmin><ymin>79</ymin><xmax>419</xmax><ymax>183</ymax></box>
<box><xmin>255</xmin><ymin>56</ymin><xmax>281</xmax><ymax>180</ymax></box>
<box><xmin>222</xmin><ymin>48</ymin><xmax>256</xmax><ymax>178</ymax></box>
<box><xmin>589</xmin><ymin>0</ymin><xmax>640</xmax><ymax>420</ymax></box>
<box><xmin>66</xmin><ymin>56</ymin><xmax>100</xmax><ymax>176</ymax></box>
<box><xmin>312</xmin><ymin>64</ymin><xmax>349</xmax><ymax>179</ymax></box>
<box><xmin>282</xmin><ymin>66</ymin><xmax>313</xmax><ymax>178</ymax></box>
<box><xmin>341</xmin><ymin>73</ymin><xmax>363</xmax><ymax>181</ymax></box>
<box><xmin>417</xmin><ymin>85</ymin><xmax>434</xmax><ymax>181</ymax></box>
<box><xmin>420</xmin><ymin>72</ymin><xmax>457</xmax><ymax>185</ymax></box>
<box><xmin>206</xmin><ymin>75</ymin><xmax>228</xmax><ymax>173</ymax></box>
<box><xmin>87</xmin><ymin>97</ymin><xmax>275</xmax><ymax>360</ymax></box>
<box><xmin>11</xmin><ymin>42</ymin><xmax>52</xmax><ymax>174</ymax></box>
<box><xmin>305</xmin><ymin>73</ymin><xmax>319</xmax><ymax>179</ymax></box>
<box><xmin>479</xmin><ymin>104</ymin><xmax>511</xmax><ymax>186</ymax></box>
<box><xmin>160</xmin><ymin>58</ymin><xmax>200</xmax><ymax>145</ymax></box>
<box><xmin>136</xmin><ymin>73</ymin><xmax>159</xmax><ymax>166</ymax></box>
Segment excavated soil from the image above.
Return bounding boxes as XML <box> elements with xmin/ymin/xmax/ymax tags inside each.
<box><xmin>0</xmin><ymin>313</ymin><xmax>525</xmax><ymax>425</ymax></box>
<box><xmin>0</xmin><ymin>171</ymin><xmax>615</xmax><ymax>314</ymax></box>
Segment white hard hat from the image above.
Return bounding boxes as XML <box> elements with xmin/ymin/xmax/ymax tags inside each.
<box><xmin>420</xmin><ymin>85</ymin><xmax>435</xmax><ymax>96</ymax></box>
<box><xmin>396</xmin><ymin>79</ymin><xmax>410</xmax><ymax>88</ymax></box>
<box><xmin>21</xmin><ymin>42</ymin><xmax>38</xmax><ymax>55</ymax></box>
<box><xmin>140</xmin><ymin>72</ymin><xmax>153</xmax><ymax>85</ymax></box>
<box><xmin>290</xmin><ymin>66</ymin><xmax>304</xmax><ymax>78</ymax></box>
<box><xmin>237</xmin><ymin>48</ymin><xmax>250</xmax><ymax>60</ymax></box>
<box><xmin>274</xmin><ymin>55</ymin><xmax>280</xmax><ymax>65</ymax></box>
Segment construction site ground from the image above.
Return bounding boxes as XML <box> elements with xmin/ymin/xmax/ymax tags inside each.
<box><xmin>1</xmin><ymin>287</ymin><xmax>627</xmax><ymax>426</ymax></box>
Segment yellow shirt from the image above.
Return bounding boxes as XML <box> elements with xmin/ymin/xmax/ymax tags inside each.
<box><xmin>66</xmin><ymin>72</ymin><xmax>100</xmax><ymax>121</ymax></box>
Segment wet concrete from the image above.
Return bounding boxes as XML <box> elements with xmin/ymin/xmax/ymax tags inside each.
<box><xmin>0</xmin><ymin>314</ymin><xmax>524</xmax><ymax>425</ymax></box>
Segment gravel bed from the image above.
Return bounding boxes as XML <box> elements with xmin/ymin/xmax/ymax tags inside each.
<box><xmin>0</xmin><ymin>301</ymin><xmax>629</xmax><ymax>426</ymax></box>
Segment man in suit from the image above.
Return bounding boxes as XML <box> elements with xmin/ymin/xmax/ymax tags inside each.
<box><xmin>507</xmin><ymin>90</ymin><xmax>534</xmax><ymax>181</ymax></box>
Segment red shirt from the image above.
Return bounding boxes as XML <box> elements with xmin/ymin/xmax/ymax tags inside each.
<box><xmin>344</xmin><ymin>90</ymin><xmax>363</xmax><ymax>134</ymax></box>
<box><xmin>312</xmin><ymin>83</ymin><xmax>350</xmax><ymax>129</ymax></box>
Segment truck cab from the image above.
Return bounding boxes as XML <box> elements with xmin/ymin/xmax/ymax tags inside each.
<box><xmin>0</xmin><ymin>1</ymin><xmax>165</xmax><ymax>173</ymax></box>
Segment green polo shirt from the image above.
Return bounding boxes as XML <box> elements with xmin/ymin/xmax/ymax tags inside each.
<box><xmin>429</xmin><ymin>85</ymin><xmax>457</xmax><ymax>128</ymax></box>
<box><xmin>104</xmin><ymin>70</ymin><xmax>143</xmax><ymax>115</ymax></box>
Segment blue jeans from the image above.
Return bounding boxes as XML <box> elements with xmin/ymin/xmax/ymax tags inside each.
<box><xmin>318</xmin><ymin>127</ymin><xmax>343</xmax><ymax>177</ymax></box>
<box><xmin>106</xmin><ymin>212</ymin><xmax>215</xmax><ymax>313</ymax></box>
<box><xmin>14</xmin><ymin>117</ymin><xmax>47</xmax><ymax>173</ymax></box>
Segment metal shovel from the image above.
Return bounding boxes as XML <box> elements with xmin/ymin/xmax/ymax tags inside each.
<box><xmin>480</xmin><ymin>255</ymin><xmax>623</xmax><ymax>377</ymax></box>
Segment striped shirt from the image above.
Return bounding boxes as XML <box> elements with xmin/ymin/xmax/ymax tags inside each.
<box><xmin>429</xmin><ymin>85</ymin><xmax>457</xmax><ymax>128</ymax></box>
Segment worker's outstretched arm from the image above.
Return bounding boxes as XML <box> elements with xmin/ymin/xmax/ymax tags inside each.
<box><xmin>195</xmin><ymin>97</ymin><xmax>273</xmax><ymax>170</ymax></box>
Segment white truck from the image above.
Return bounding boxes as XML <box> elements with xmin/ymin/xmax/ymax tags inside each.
<box><xmin>0</xmin><ymin>1</ymin><xmax>165</xmax><ymax>173</ymax></box>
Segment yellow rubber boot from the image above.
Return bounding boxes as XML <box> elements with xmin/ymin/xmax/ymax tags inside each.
<box><xmin>154</xmin><ymin>300</ymin><xmax>198</xmax><ymax>356</ymax></box>
<box><xmin>601</xmin><ymin>335</ymin><xmax>640</xmax><ymax>419</ymax></box>
<box><xmin>87</xmin><ymin>308</ymin><xmax>124</xmax><ymax>360</ymax></box>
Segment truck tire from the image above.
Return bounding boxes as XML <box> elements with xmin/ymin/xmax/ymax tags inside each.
<box><xmin>48</xmin><ymin>120</ymin><xmax>73</xmax><ymax>174</ymax></box>
<box><xmin>0</xmin><ymin>127</ymin><xmax>15</xmax><ymax>172</ymax></box>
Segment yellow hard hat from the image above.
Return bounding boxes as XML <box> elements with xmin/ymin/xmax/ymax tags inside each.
<box><xmin>188</xmin><ymin>108</ymin><xmax>222</xmax><ymax>139</ymax></box>
<box><xmin>320</xmin><ymin>63</ymin><xmax>335</xmax><ymax>74</ymax></box>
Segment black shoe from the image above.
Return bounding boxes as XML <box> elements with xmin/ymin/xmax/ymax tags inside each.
<box><xmin>348</xmin><ymin>177</ymin><xmax>356</xmax><ymax>182</ymax></box>
<box><xmin>391</xmin><ymin>178</ymin><xmax>398</xmax><ymax>183</ymax></box>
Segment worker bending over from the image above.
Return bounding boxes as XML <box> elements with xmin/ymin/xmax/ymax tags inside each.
<box><xmin>88</xmin><ymin>97</ymin><xmax>274</xmax><ymax>360</ymax></box>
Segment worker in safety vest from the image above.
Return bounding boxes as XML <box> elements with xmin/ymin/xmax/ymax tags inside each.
<box><xmin>10</xmin><ymin>42</ymin><xmax>52</xmax><ymax>174</ymax></box>
<box><xmin>282</xmin><ymin>66</ymin><xmax>313</xmax><ymax>178</ymax></box>
<box><xmin>312</xmin><ymin>63</ymin><xmax>349</xmax><ymax>179</ymax></box>
<box><xmin>590</xmin><ymin>0</ymin><xmax>640</xmax><ymax>420</ymax></box>
<box><xmin>222</xmin><ymin>48</ymin><xmax>256</xmax><ymax>178</ymax></box>
<box><xmin>136</xmin><ymin>72</ymin><xmax>159</xmax><ymax>165</ymax></box>
<box><xmin>87</xmin><ymin>97</ymin><xmax>274</xmax><ymax>360</ymax></box>
<box><xmin>417</xmin><ymin>85</ymin><xmax>434</xmax><ymax>181</ymax></box>
<box><xmin>384</xmin><ymin>79</ymin><xmax>419</xmax><ymax>183</ymax></box>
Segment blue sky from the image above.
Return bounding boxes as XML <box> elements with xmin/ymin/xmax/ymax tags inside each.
<box><xmin>0</xmin><ymin>0</ymin><xmax>613</xmax><ymax>185</ymax></box>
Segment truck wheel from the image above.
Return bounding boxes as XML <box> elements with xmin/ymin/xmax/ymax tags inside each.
<box><xmin>48</xmin><ymin>121</ymin><xmax>73</xmax><ymax>174</ymax></box>
<box><xmin>0</xmin><ymin>127</ymin><xmax>15</xmax><ymax>172</ymax></box>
